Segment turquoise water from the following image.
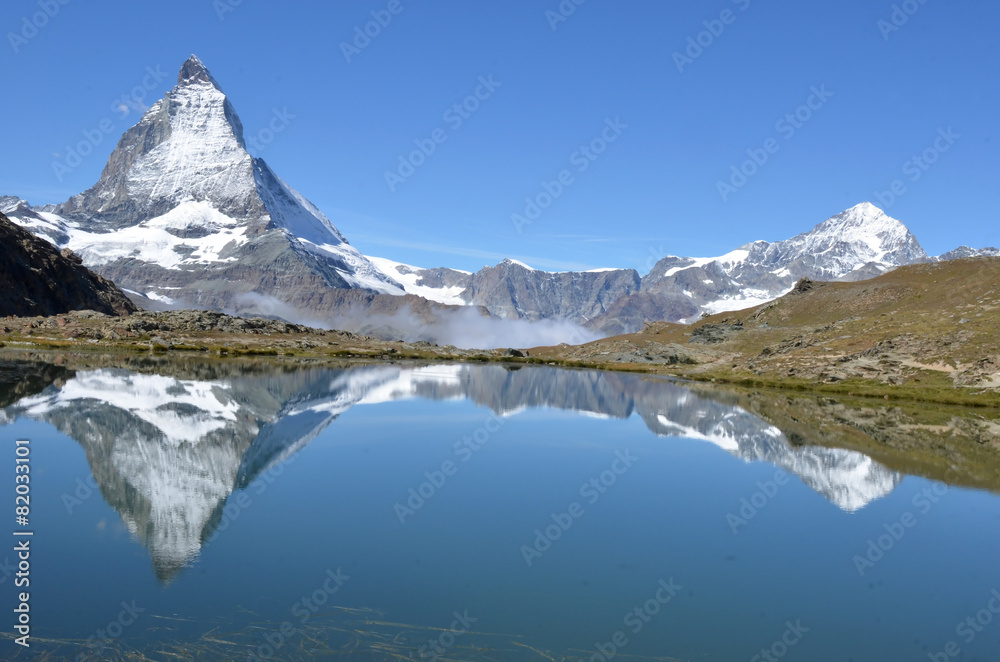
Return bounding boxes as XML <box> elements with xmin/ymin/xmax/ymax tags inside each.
<box><xmin>2</xmin><ymin>361</ymin><xmax>999</xmax><ymax>661</ymax></box>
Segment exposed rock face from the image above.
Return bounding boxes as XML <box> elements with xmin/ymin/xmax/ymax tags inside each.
<box><xmin>393</xmin><ymin>265</ymin><xmax>471</xmax><ymax>291</ymax></box>
<box><xmin>0</xmin><ymin>211</ymin><xmax>136</xmax><ymax>317</ymax></box>
<box><xmin>459</xmin><ymin>259</ymin><xmax>641</xmax><ymax>323</ymax></box>
<box><xmin>586</xmin><ymin>290</ymin><xmax>699</xmax><ymax>336</ymax></box>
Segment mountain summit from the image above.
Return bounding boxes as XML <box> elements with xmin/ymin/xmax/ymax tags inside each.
<box><xmin>8</xmin><ymin>55</ymin><xmax>401</xmax><ymax>315</ymax></box>
<box><xmin>177</xmin><ymin>54</ymin><xmax>221</xmax><ymax>88</ymax></box>
<box><xmin>587</xmin><ymin>203</ymin><xmax>931</xmax><ymax>334</ymax></box>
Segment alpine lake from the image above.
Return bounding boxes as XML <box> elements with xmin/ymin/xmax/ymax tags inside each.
<box><xmin>2</xmin><ymin>353</ymin><xmax>999</xmax><ymax>662</ymax></box>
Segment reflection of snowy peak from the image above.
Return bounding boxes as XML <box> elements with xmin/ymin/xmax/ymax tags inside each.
<box><xmin>645</xmin><ymin>404</ymin><xmax>899</xmax><ymax>512</ymax></box>
<box><xmin>5</xmin><ymin>366</ymin><xmax>379</xmax><ymax>581</ymax></box>
<box><xmin>3</xmin><ymin>362</ymin><xmax>901</xmax><ymax>582</ymax></box>
<box><xmin>20</xmin><ymin>371</ymin><xmax>241</xmax><ymax>443</ymax></box>
<box><xmin>304</xmin><ymin>364</ymin><xmax>902</xmax><ymax>511</ymax></box>
<box><xmin>12</xmin><ymin>370</ymin><xmax>254</xmax><ymax>581</ymax></box>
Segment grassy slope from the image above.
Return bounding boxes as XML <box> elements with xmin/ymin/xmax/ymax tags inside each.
<box><xmin>535</xmin><ymin>257</ymin><xmax>1000</xmax><ymax>407</ymax></box>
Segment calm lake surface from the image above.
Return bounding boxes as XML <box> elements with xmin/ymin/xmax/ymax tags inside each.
<box><xmin>2</xmin><ymin>359</ymin><xmax>999</xmax><ymax>661</ymax></box>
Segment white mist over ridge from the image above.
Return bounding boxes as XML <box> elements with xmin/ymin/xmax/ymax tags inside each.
<box><xmin>333</xmin><ymin>307</ymin><xmax>602</xmax><ymax>350</ymax></box>
<box><xmin>233</xmin><ymin>292</ymin><xmax>603</xmax><ymax>349</ymax></box>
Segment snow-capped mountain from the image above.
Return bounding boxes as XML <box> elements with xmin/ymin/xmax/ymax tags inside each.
<box><xmin>3</xmin><ymin>55</ymin><xmax>404</xmax><ymax>316</ymax></box>
<box><xmin>589</xmin><ymin>202</ymin><xmax>933</xmax><ymax>333</ymax></box>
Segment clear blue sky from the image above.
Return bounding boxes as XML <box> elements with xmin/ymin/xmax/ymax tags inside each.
<box><xmin>2</xmin><ymin>0</ymin><xmax>996</xmax><ymax>272</ymax></box>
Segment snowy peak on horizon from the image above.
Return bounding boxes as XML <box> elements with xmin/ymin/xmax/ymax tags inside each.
<box><xmin>667</xmin><ymin>202</ymin><xmax>927</xmax><ymax>279</ymax></box>
<box><xmin>788</xmin><ymin>202</ymin><xmax>928</xmax><ymax>267</ymax></box>
<box><xmin>616</xmin><ymin>202</ymin><xmax>933</xmax><ymax>328</ymax></box>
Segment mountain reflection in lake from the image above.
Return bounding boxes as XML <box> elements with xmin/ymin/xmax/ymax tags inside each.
<box><xmin>2</xmin><ymin>359</ymin><xmax>998</xmax><ymax>661</ymax></box>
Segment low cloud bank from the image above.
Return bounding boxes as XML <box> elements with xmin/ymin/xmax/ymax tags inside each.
<box><xmin>232</xmin><ymin>293</ymin><xmax>602</xmax><ymax>350</ymax></box>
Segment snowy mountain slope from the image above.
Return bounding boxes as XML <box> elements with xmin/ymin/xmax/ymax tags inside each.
<box><xmin>366</xmin><ymin>202</ymin><xmax>955</xmax><ymax>336</ymax></box>
<box><xmin>936</xmin><ymin>245</ymin><xmax>1000</xmax><ymax>261</ymax></box>
<box><xmin>365</xmin><ymin>256</ymin><xmax>471</xmax><ymax>306</ymax></box>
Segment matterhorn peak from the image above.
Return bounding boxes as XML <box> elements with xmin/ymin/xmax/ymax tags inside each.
<box><xmin>177</xmin><ymin>54</ymin><xmax>221</xmax><ymax>89</ymax></box>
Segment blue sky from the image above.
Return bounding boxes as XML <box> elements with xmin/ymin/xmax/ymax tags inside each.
<box><xmin>2</xmin><ymin>0</ymin><xmax>997</xmax><ymax>272</ymax></box>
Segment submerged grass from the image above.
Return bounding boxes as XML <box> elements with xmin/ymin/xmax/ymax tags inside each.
<box><xmin>0</xmin><ymin>607</ymin><xmax>693</xmax><ymax>662</ymax></box>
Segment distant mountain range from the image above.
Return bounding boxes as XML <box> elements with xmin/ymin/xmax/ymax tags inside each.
<box><xmin>3</xmin><ymin>56</ymin><xmax>996</xmax><ymax>340</ymax></box>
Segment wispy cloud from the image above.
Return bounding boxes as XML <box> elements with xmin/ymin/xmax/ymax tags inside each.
<box><xmin>349</xmin><ymin>234</ymin><xmax>597</xmax><ymax>272</ymax></box>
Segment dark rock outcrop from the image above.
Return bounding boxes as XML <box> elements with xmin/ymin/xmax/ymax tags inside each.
<box><xmin>0</xmin><ymin>212</ymin><xmax>136</xmax><ymax>317</ymax></box>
